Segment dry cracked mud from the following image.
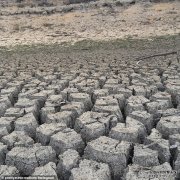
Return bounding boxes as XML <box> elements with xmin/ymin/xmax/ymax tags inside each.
<box><xmin>0</xmin><ymin>34</ymin><xmax>180</xmax><ymax>180</ymax></box>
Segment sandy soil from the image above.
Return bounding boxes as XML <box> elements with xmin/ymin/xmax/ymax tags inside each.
<box><xmin>0</xmin><ymin>1</ymin><xmax>179</xmax><ymax>47</ymax></box>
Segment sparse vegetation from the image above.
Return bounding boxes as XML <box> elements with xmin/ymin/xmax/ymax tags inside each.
<box><xmin>42</xmin><ymin>22</ymin><xmax>54</xmax><ymax>28</ymax></box>
<box><xmin>0</xmin><ymin>34</ymin><xmax>179</xmax><ymax>55</ymax></box>
<box><xmin>17</xmin><ymin>4</ymin><xmax>25</xmax><ymax>8</ymax></box>
<box><xmin>12</xmin><ymin>23</ymin><xmax>21</xmax><ymax>31</ymax></box>
<box><xmin>0</xmin><ymin>1</ymin><xmax>179</xmax><ymax>47</ymax></box>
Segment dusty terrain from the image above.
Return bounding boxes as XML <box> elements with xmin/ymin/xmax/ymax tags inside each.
<box><xmin>0</xmin><ymin>1</ymin><xmax>180</xmax><ymax>180</ymax></box>
<box><xmin>0</xmin><ymin>1</ymin><xmax>179</xmax><ymax>47</ymax></box>
<box><xmin>0</xmin><ymin>35</ymin><xmax>180</xmax><ymax>179</ymax></box>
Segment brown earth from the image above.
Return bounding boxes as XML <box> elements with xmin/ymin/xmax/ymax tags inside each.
<box><xmin>0</xmin><ymin>1</ymin><xmax>179</xmax><ymax>47</ymax></box>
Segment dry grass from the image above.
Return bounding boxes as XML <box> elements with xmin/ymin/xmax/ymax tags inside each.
<box><xmin>0</xmin><ymin>1</ymin><xmax>179</xmax><ymax>47</ymax></box>
<box><xmin>12</xmin><ymin>23</ymin><xmax>21</xmax><ymax>31</ymax></box>
<box><xmin>0</xmin><ymin>0</ymin><xmax>60</xmax><ymax>8</ymax></box>
<box><xmin>151</xmin><ymin>2</ymin><xmax>174</xmax><ymax>11</ymax></box>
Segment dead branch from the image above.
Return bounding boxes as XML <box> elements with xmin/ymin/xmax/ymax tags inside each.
<box><xmin>135</xmin><ymin>51</ymin><xmax>178</xmax><ymax>61</ymax></box>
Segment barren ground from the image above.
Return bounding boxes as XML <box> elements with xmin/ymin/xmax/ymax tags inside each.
<box><xmin>0</xmin><ymin>1</ymin><xmax>180</xmax><ymax>179</ymax></box>
<box><xmin>0</xmin><ymin>1</ymin><xmax>179</xmax><ymax>47</ymax></box>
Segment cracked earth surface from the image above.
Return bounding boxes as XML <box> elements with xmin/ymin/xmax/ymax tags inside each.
<box><xmin>0</xmin><ymin>40</ymin><xmax>180</xmax><ymax>179</ymax></box>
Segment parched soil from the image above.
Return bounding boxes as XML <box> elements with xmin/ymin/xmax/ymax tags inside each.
<box><xmin>0</xmin><ymin>1</ymin><xmax>179</xmax><ymax>47</ymax></box>
<box><xmin>0</xmin><ymin>1</ymin><xmax>180</xmax><ymax>179</ymax></box>
<box><xmin>0</xmin><ymin>34</ymin><xmax>180</xmax><ymax>179</ymax></box>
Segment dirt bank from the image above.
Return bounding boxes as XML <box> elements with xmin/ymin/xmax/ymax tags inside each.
<box><xmin>0</xmin><ymin>1</ymin><xmax>179</xmax><ymax>47</ymax></box>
